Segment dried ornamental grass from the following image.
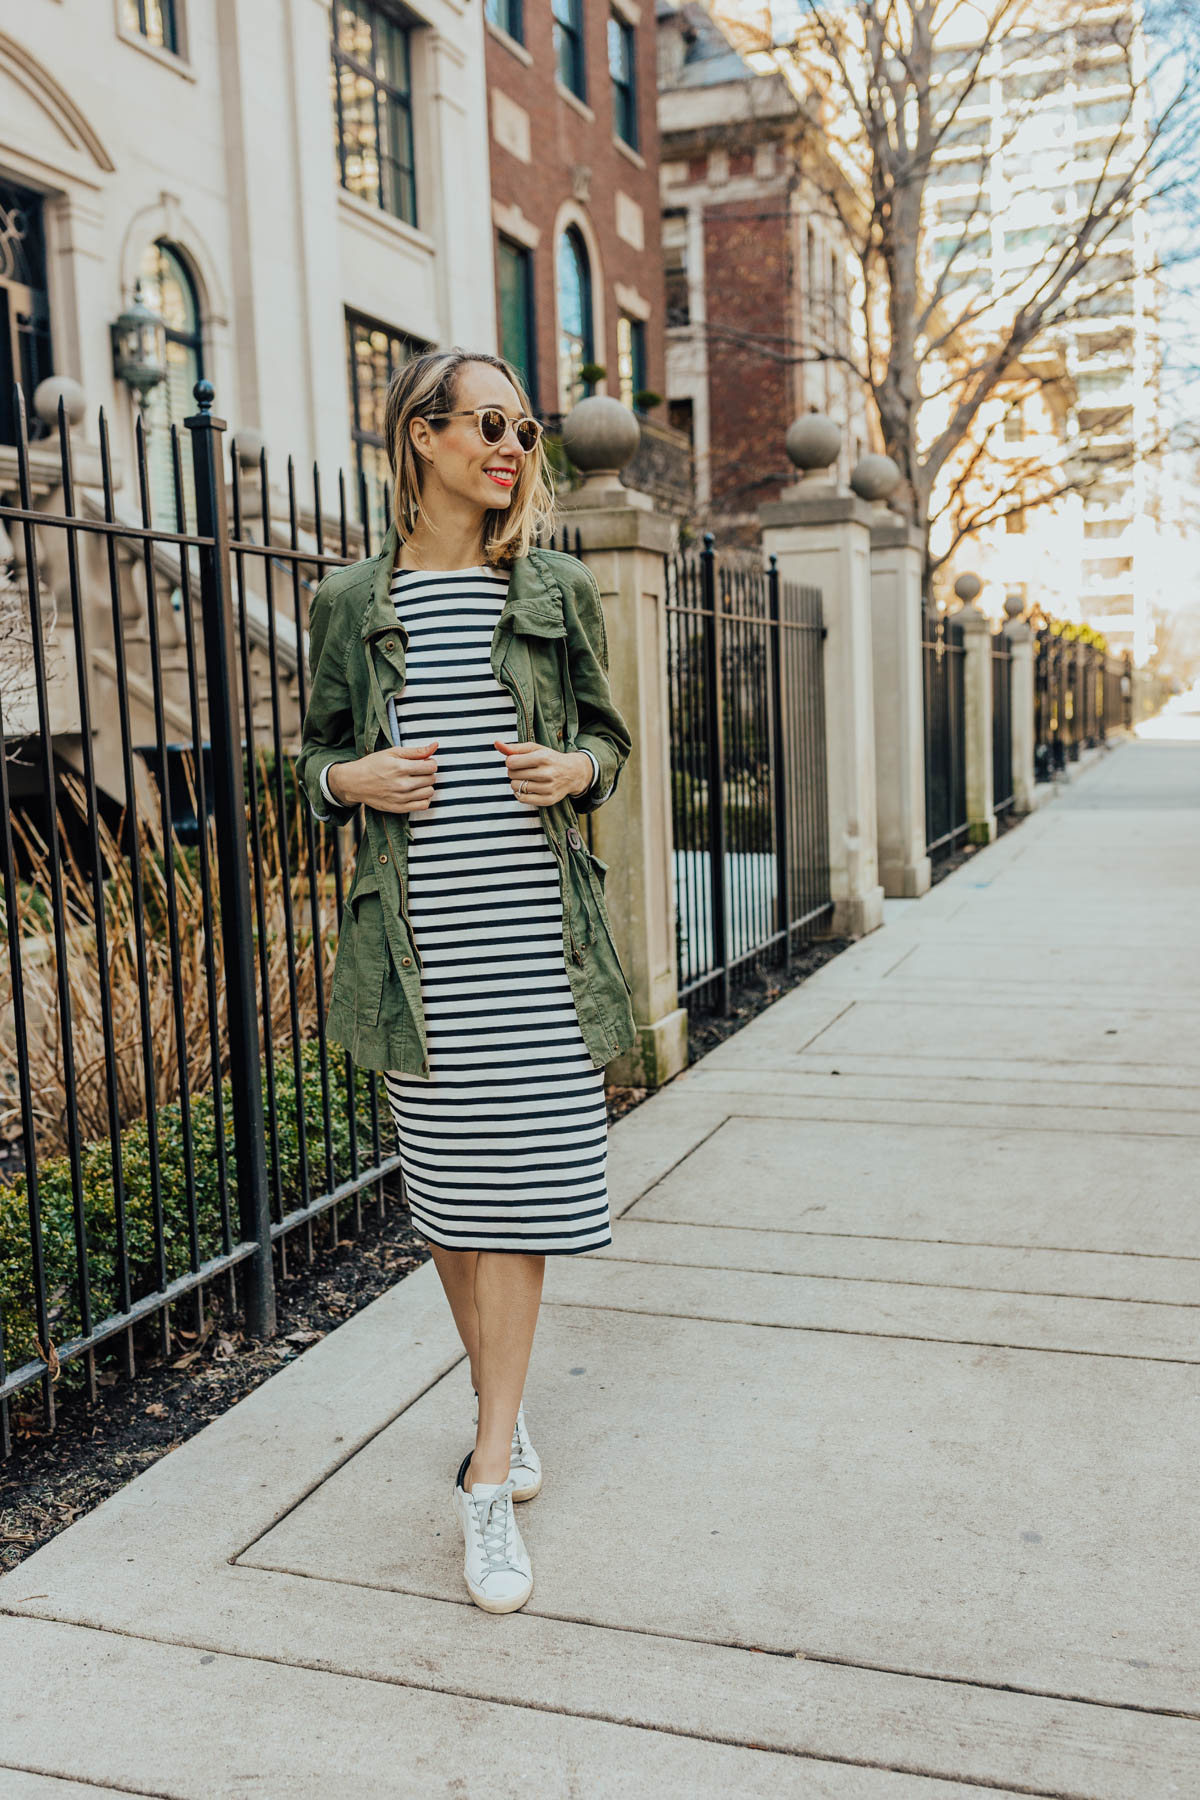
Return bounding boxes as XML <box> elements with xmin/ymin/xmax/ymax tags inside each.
<box><xmin>0</xmin><ymin>751</ymin><xmax>344</xmax><ymax>1162</ymax></box>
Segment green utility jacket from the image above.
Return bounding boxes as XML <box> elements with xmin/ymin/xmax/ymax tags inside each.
<box><xmin>296</xmin><ymin>520</ymin><xmax>638</xmax><ymax>1078</ymax></box>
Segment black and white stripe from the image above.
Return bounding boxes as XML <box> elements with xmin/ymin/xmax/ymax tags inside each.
<box><xmin>383</xmin><ymin>566</ymin><xmax>611</xmax><ymax>1254</ymax></box>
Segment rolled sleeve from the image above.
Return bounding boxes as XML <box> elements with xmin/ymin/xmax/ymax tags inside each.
<box><xmin>581</xmin><ymin>745</ymin><xmax>615</xmax><ymax>805</ymax></box>
<box><xmin>297</xmin><ymin>576</ymin><xmax>361</xmax><ymax>829</ymax></box>
<box><xmin>562</xmin><ymin>564</ymin><xmax>631</xmax><ymax>816</ymax></box>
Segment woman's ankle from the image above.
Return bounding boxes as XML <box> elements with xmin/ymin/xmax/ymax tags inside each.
<box><xmin>464</xmin><ymin>1451</ymin><xmax>510</xmax><ymax>1491</ymax></box>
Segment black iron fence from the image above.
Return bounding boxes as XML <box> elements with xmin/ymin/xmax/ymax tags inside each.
<box><xmin>1035</xmin><ymin>623</ymin><xmax>1130</xmax><ymax>781</ymax></box>
<box><xmin>1105</xmin><ymin>652</ymin><xmax>1132</xmax><ymax>736</ymax></box>
<box><xmin>922</xmin><ymin>603</ymin><xmax>968</xmax><ymax>859</ymax></box>
<box><xmin>0</xmin><ymin>381</ymin><xmax>393</xmax><ymax>1450</ymax></box>
<box><xmin>991</xmin><ymin>628</ymin><xmax>1014</xmax><ymax>818</ymax></box>
<box><xmin>664</xmin><ymin>535</ymin><xmax>831</xmax><ymax>1013</ymax></box>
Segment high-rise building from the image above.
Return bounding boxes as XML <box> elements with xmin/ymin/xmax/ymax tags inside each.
<box><xmin>925</xmin><ymin>10</ymin><xmax>1162</xmax><ymax>659</ymax></box>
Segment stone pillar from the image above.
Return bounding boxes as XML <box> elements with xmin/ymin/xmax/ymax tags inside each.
<box><xmin>854</xmin><ymin>455</ymin><xmax>931</xmax><ymax>899</ymax></box>
<box><xmin>760</xmin><ymin>417</ymin><xmax>884</xmax><ymax>938</ymax></box>
<box><xmin>954</xmin><ymin>575</ymin><xmax>997</xmax><ymax>846</ymax></box>
<box><xmin>558</xmin><ymin>399</ymin><xmax>688</xmax><ymax>1089</ymax></box>
<box><xmin>1004</xmin><ymin>597</ymin><xmax>1036</xmax><ymax>816</ymax></box>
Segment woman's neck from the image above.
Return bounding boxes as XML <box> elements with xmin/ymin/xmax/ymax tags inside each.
<box><xmin>396</xmin><ymin>486</ymin><xmax>489</xmax><ymax>572</ymax></box>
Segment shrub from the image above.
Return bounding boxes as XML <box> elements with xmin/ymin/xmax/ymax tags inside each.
<box><xmin>0</xmin><ymin>1040</ymin><xmax>383</xmax><ymax>1398</ymax></box>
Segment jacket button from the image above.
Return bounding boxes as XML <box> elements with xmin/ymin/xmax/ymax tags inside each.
<box><xmin>379</xmin><ymin>853</ymin><xmax>388</xmax><ymax>864</ymax></box>
<box><xmin>567</xmin><ymin>826</ymin><xmax>583</xmax><ymax>849</ymax></box>
<box><xmin>401</xmin><ymin>955</ymin><xmax>412</xmax><ymax>967</ymax></box>
<box><xmin>385</xmin><ymin>638</ymin><xmax>396</xmax><ymax>651</ymax></box>
<box><xmin>555</xmin><ymin>727</ymin><xmax>563</xmax><ymax>739</ymax></box>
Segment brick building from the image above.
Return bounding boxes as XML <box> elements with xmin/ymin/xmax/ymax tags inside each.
<box><xmin>484</xmin><ymin>0</ymin><xmax>667</xmax><ymax>424</ymax></box>
<box><xmin>657</xmin><ymin>2</ymin><xmax>873</xmax><ymax>538</ymax></box>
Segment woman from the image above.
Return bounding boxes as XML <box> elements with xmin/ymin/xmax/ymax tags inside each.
<box><xmin>296</xmin><ymin>348</ymin><xmax>638</xmax><ymax>1615</ymax></box>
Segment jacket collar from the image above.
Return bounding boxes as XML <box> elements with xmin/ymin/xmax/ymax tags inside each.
<box><xmin>359</xmin><ymin>521</ymin><xmax>567</xmax><ymax>640</ymax></box>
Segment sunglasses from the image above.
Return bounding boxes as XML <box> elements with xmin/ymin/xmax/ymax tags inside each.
<box><xmin>427</xmin><ymin>406</ymin><xmax>544</xmax><ymax>453</ymax></box>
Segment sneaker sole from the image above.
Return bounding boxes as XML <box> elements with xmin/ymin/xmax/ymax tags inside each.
<box><xmin>451</xmin><ymin>1492</ymin><xmax>534</xmax><ymax>1613</ymax></box>
<box><xmin>465</xmin><ymin>1572</ymin><xmax>534</xmax><ymax>1613</ymax></box>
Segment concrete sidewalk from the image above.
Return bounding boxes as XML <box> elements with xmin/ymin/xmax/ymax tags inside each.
<box><xmin>2</xmin><ymin>739</ymin><xmax>1197</xmax><ymax>1798</ymax></box>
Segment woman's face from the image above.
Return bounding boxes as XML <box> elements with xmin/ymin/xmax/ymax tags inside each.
<box><xmin>411</xmin><ymin>361</ymin><xmax>529</xmax><ymax>513</ymax></box>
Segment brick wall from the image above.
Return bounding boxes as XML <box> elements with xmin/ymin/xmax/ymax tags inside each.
<box><xmin>702</xmin><ymin>195</ymin><xmax>794</xmax><ymax>517</ymax></box>
<box><xmin>485</xmin><ymin>2</ymin><xmax>665</xmax><ymax>418</ymax></box>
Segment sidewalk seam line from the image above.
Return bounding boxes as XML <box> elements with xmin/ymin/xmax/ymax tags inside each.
<box><xmin>696</xmin><ymin>1109</ymin><xmax>1200</xmax><ymax>1141</ymax></box>
<box><xmin>541</xmin><ymin>1299</ymin><xmax>1200</xmax><ymax>1363</ymax></box>
<box><xmin>229</xmin><ymin>1349</ymin><xmax>468</xmax><ymax>1563</ymax></box>
<box><xmin>6</xmin><ymin>1604</ymin><xmax>1191</xmax><ymax>1782</ymax></box>
<box><xmin>619</xmin><ymin>1218</ymin><xmax>1200</xmax><ymax>1263</ymax></box>
<box><xmin>0</xmin><ymin>1764</ymin><xmax>169</xmax><ymax>1798</ymax></box>
<box><xmin>586</xmin><ymin>1253</ymin><xmax>1200</xmax><ymax>1310</ymax></box>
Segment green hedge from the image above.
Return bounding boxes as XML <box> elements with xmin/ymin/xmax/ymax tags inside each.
<box><xmin>0</xmin><ymin>1041</ymin><xmax>383</xmax><ymax>1394</ymax></box>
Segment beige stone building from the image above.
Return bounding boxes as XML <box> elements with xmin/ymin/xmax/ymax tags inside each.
<box><xmin>0</xmin><ymin>0</ymin><xmax>496</xmax><ymax>816</ymax></box>
<box><xmin>0</xmin><ymin>1</ymin><xmax>495</xmax><ymax>543</ymax></box>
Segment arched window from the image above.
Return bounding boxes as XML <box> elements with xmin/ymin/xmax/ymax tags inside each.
<box><xmin>138</xmin><ymin>241</ymin><xmax>204</xmax><ymax>527</ymax></box>
<box><xmin>0</xmin><ymin>179</ymin><xmax>53</xmax><ymax>446</ymax></box>
<box><xmin>556</xmin><ymin>226</ymin><xmax>594</xmax><ymax>414</ymax></box>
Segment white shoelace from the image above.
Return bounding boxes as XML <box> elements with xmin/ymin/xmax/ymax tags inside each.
<box><xmin>471</xmin><ymin>1478</ymin><xmax>518</xmax><ymax>1573</ymax></box>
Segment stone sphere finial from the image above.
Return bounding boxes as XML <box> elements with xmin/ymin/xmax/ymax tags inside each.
<box><xmin>954</xmin><ymin>572</ymin><xmax>983</xmax><ymax>603</ymax></box>
<box><xmin>34</xmin><ymin>375</ymin><xmax>86</xmax><ymax>429</ymax></box>
<box><xmin>849</xmin><ymin>453</ymin><xmax>901</xmax><ymax>503</ymax></box>
<box><xmin>785</xmin><ymin>413</ymin><xmax>841</xmax><ymax>473</ymax></box>
<box><xmin>562</xmin><ymin>395</ymin><xmax>640</xmax><ymax>476</ymax></box>
<box><xmin>1003</xmin><ymin>593</ymin><xmax>1024</xmax><ymax>620</ymax></box>
<box><xmin>234</xmin><ymin>428</ymin><xmax>267</xmax><ymax>469</ymax></box>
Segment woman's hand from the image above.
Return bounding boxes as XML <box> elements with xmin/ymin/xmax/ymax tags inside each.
<box><xmin>326</xmin><ymin>741</ymin><xmax>439</xmax><ymax>813</ymax></box>
<box><xmin>494</xmin><ymin>739</ymin><xmax>592</xmax><ymax>806</ymax></box>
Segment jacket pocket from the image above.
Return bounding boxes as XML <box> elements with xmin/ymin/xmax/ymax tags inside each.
<box><xmin>331</xmin><ymin>868</ymin><xmax>387</xmax><ymax>1029</ymax></box>
<box><xmin>575</xmin><ymin>842</ymin><xmax>634</xmax><ymax>999</ymax></box>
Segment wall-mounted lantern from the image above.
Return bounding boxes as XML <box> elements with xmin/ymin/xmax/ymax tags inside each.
<box><xmin>111</xmin><ymin>279</ymin><xmax>167</xmax><ymax>418</ymax></box>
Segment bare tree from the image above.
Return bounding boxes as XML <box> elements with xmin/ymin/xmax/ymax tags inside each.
<box><xmin>751</xmin><ymin>0</ymin><xmax>1200</xmax><ymax>590</ymax></box>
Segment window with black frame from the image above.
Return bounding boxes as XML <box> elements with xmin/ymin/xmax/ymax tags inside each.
<box><xmin>608</xmin><ymin>12</ymin><xmax>637</xmax><ymax>147</ymax></box>
<box><xmin>346</xmin><ymin>312</ymin><xmax>425</xmax><ymax>545</ymax></box>
<box><xmin>663</xmin><ymin>211</ymin><xmax>690</xmax><ymax>326</ymax></box>
<box><xmin>553</xmin><ymin>0</ymin><xmax>586</xmax><ymax>99</ymax></box>
<box><xmin>331</xmin><ymin>0</ymin><xmax>418</xmax><ymax>227</ymax></box>
<box><xmin>556</xmin><ymin>226</ymin><xmax>594</xmax><ymax>411</ymax></box>
<box><xmin>139</xmin><ymin>241</ymin><xmax>204</xmax><ymax>530</ymax></box>
<box><xmin>498</xmin><ymin>238</ymin><xmax>538</xmax><ymax>410</ymax></box>
<box><xmin>486</xmin><ymin>0</ymin><xmax>524</xmax><ymax>43</ymax></box>
<box><xmin>122</xmin><ymin>0</ymin><xmax>181</xmax><ymax>53</ymax></box>
<box><xmin>0</xmin><ymin>181</ymin><xmax>53</xmax><ymax>446</ymax></box>
<box><xmin>616</xmin><ymin>314</ymin><xmax>646</xmax><ymax>410</ymax></box>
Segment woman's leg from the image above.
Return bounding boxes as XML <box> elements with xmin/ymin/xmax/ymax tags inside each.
<box><xmin>427</xmin><ymin>1244</ymin><xmax>481</xmax><ymax>1389</ymax></box>
<box><xmin>466</xmin><ymin>1250</ymin><xmax>545</xmax><ymax>1489</ymax></box>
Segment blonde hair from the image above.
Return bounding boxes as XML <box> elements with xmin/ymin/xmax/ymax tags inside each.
<box><xmin>383</xmin><ymin>348</ymin><xmax>555</xmax><ymax>565</ymax></box>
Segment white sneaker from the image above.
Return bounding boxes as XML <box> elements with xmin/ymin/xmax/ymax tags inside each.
<box><xmin>472</xmin><ymin>1389</ymin><xmax>543</xmax><ymax>1501</ymax></box>
<box><xmin>452</xmin><ymin>1452</ymin><xmax>533</xmax><ymax>1613</ymax></box>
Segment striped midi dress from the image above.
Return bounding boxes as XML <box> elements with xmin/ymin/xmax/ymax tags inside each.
<box><xmin>382</xmin><ymin>565</ymin><xmax>612</xmax><ymax>1254</ymax></box>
